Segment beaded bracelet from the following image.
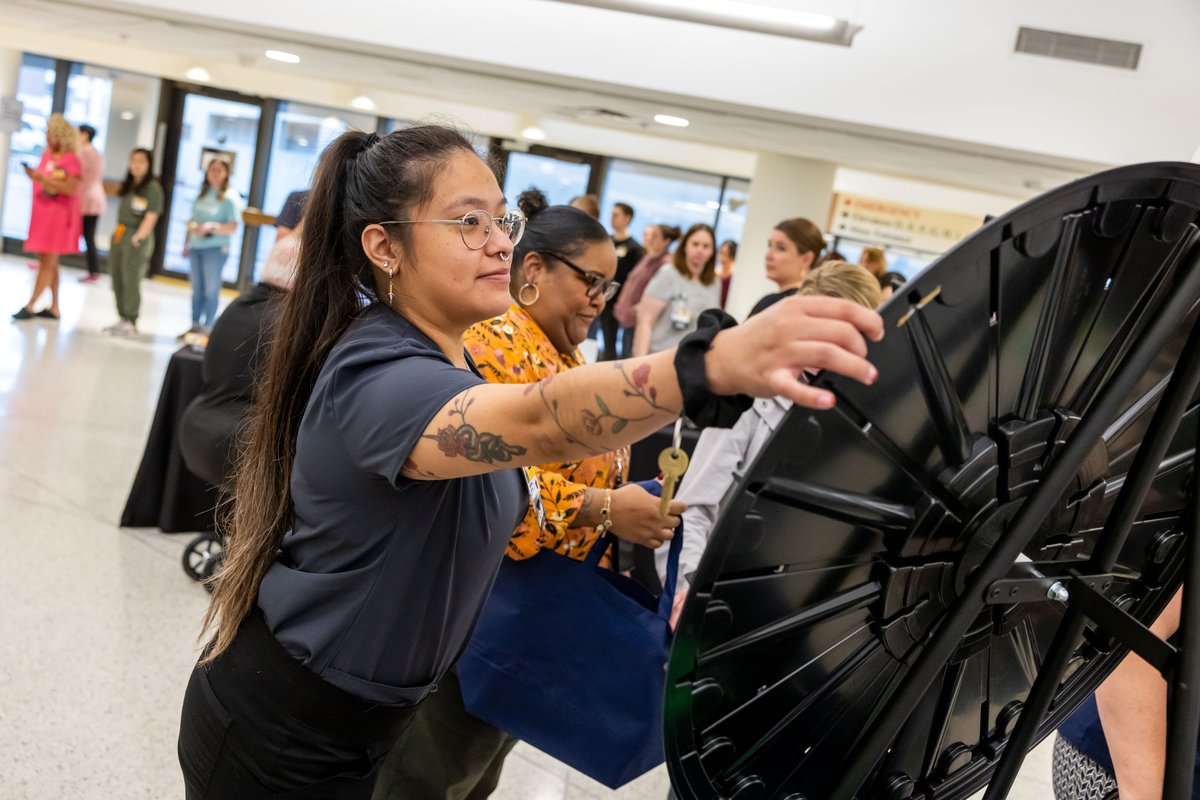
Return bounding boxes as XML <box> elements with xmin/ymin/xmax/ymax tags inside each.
<box><xmin>597</xmin><ymin>488</ymin><xmax>614</xmax><ymax>533</ymax></box>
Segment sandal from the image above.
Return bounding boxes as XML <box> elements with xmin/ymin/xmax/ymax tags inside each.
<box><xmin>34</xmin><ymin>309</ymin><xmax>60</xmax><ymax>320</ymax></box>
<box><xmin>12</xmin><ymin>308</ymin><xmax>33</xmax><ymax>320</ymax></box>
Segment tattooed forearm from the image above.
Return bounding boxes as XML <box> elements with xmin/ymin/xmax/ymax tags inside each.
<box><xmin>583</xmin><ymin>362</ymin><xmax>680</xmax><ymax>437</ymax></box>
<box><xmin>536</xmin><ymin>361</ymin><xmax>680</xmax><ymax>452</ymax></box>
<box><xmin>620</xmin><ymin>363</ymin><xmax>674</xmax><ymax>412</ymax></box>
<box><xmin>421</xmin><ymin>391</ymin><xmax>527</xmax><ymax>464</ymax></box>
<box><xmin>534</xmin><ymin>380</ymin><xmax>604</xmax><ymax>456</ymax></box>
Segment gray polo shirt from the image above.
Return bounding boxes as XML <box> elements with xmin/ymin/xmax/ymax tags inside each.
<box><xmin>258</xmin><ymin>304</ymin><xmax>528</xmax><ymax>706</ymax></box>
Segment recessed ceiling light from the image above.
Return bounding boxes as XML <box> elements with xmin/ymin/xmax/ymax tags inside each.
<box><xmin>521</xmin><ymin>126</ymin><xmax>547</xmax><ymax>141</ymax></box>
<box><xmin>119</xmin><ymin>111</ymin><xmax>136</xmax><ymax>121</ymax></box>
<box><xmin>265</xmin><ymin>50</ymin><xmax>301</xmax><ymax>64</ymax></box>
<box><xmin>351</xmin><ymin>95</ymin><xmax>376</xmax><ymax>111</ymax></box>
<box><xmin>186</xmin><ymin>66</ymin><xmax>211</xmax><ymax>82</ymax></box>
<box><xmin>296</xmin><ymin>138</ymin><xmax>310</xmax><ymax>147</ymax></box>
<box><xmin>654</xmin><ymin>114</ymin><xmax>689</xmax><ymax>128</ymax></box>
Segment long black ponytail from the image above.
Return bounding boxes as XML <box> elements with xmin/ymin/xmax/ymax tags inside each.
<box><xmin>202</xmin><ymin>125</ymin><xmax>476</xmax><ymax>660</ymax></box>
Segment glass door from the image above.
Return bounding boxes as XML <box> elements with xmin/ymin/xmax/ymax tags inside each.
<box><xmin>252</xmin><ymin>101</ymin><xmax>376</xmax><ymax>282</ymax></box>
<box><xmin>162</xmin><ymin>91</ymin><xmax>262</xmax><ymax>284</ymax></box>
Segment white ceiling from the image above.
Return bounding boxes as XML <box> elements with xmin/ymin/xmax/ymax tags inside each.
<box><xmin>2</xmin><ymin>0</ymin><xmax>1196</xmax><ymax>201</ymax></box>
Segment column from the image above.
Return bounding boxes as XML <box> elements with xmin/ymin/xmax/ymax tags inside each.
<box><xmin>725</xmin><ymin>153</ymin><xmax>837</xmax><ymax>320</ymax></box>
<box><xmin>0</xmin><ymin>47</ymin><xmax>22</xmax><ymax>231</ymax></box>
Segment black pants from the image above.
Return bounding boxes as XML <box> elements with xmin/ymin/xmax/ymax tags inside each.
<box><xmin>598</xmin><ymin>305</ymin><xmax>625</xmax><ymax>361</ymax></box>
<box><xmin>82</xmin><ymin>215</ymin><xmax>99</xmax><ymax>275</ymax></box>
<box><xmin>178</xmin><ymin>608</ymin><xmax>416</xmax><ymax>799</ymax></box>
<box><xmin>372</xmin><ymin>669</ymin><xmax>516</xmax><ymax>800</ymax></box>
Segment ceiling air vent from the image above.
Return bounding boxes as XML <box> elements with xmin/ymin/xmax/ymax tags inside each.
<box><xmin>1015</xmin><ymin>27</ymin><xmax>1141</xmax><ymax>70</ymax></box>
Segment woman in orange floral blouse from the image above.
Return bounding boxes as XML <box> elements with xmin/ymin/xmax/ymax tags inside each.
<box><xmin>374</xmin><ymin>189</ymin><xmax>683</xmax><ymax>800</ymax></box>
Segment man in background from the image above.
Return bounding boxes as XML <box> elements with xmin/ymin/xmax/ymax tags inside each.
<box><xmin>600</xmin><ymin>202</ymin><xmax>643</xmax><ymax>360</ymax></box>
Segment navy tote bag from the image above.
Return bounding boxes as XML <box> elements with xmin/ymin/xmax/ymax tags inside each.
<box><xmin>456</xmin><ymin>481</ymin><xmax>682</xmax><ymax>789</ymax></box>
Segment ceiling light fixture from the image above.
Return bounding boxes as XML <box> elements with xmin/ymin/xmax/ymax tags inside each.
<box><xmin>185</xmin><ymin>66</ymin><xmax>211</xmax><ymax>82</ymax></box>
<box><xmin>521</xmin><ymin>126</ymin><xmax>548</xmax><ymax>141</ymax></box>
<box><xmin>119</xmin><ymin>111</ymin><xmax>136</xmax><ymax>121</ymax></box>
<box><xmin>548</xmin><ymin>0</ymin><xmax>861</xmax><ymax>45</ymax></box>
<box><xmin>654</xmin><ymin>114</ymin><xmax>689</xmax><ymax>128</ymax></box>
<box><xmin>265</xmin><ymin>49</ymin><xmax>301</xmax><ymax>64</ymax></box>
<box><xmin>351</xmin><ymin>95</ymin><xmax>376</xmax><ymax>111</ymax></box>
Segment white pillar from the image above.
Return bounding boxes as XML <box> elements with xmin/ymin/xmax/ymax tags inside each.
<box><xmin>0</xmin><ymin>48</ymin><xmax>23</xmax><ymax>229</ymax></box>
<box><xmin>725</xmin><ymin>153</ymin><xmax>837</xmax><ymax>320</ymax></box>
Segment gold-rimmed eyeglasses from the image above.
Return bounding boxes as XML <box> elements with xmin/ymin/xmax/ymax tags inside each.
<box><xmin>544</xmin><ymin>251</ymin><xmax>621</xmax><ymax>302</ymax></box>
<box><xmin>377</xmin><ymin>208</ymin><xmax>526</xmax><ymax>250</ymax></box>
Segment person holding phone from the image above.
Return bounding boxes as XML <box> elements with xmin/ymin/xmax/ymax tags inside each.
<box><xmin>13</xmin><ymin>113</ymin><xmax>82</xmax><ymax>321</ymax></box>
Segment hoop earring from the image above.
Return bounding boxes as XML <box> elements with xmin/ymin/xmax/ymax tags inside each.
<box><xmin>383</xmin><ymin>261</ymin><xmax>394</xmax><ymax>305</ymax></box>
<box><xmin>517</xmin><ymin>283</ymin><xmax>540</xmax><ymax>306</ymax></box>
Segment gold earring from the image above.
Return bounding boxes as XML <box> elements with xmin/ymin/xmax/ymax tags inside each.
<box><xmin>383</xmin><ymin>261</ymin><xmax>393</xmax><ymax>305</ymax></box>
<box><xmin>518</xmin><ymin>282</ymin><xmax>540</xmax><ymax>306</ymax></box>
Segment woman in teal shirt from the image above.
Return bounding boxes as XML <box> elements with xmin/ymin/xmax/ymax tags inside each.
<box><xmin>184</xmin><ymin>157</ymin><xmax>239</xmax><ymax>336</ymax></box>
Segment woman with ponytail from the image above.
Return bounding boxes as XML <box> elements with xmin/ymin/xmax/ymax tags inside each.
<box><xmin>179</xmin><ymin>126</ymin><xmax>884</xmax><ymax>799</ymax></box>
<box><xmin>374</xmin><ymin>188</ymin><xmax>679</xmax><ymax>799</ymax></box>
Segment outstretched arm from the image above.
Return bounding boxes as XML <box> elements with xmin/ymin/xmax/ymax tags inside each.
<box><xmin>402</xmin><ymin>295</ymin><xmax>883</xmax><ymax>480</ymax></box>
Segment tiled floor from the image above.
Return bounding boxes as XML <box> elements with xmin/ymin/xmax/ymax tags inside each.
<box><xmin>0</xmin><ymin>254</ymin><xmax>1055</xmax><ymax>799</ymax></box>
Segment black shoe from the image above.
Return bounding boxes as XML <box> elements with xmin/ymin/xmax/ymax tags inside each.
<box><xmin>12</xmin><ymin>308</ymin><xmax>33</xmax><ymax>320</ymax></box>
<box><xmin>34</xmin><ymin>309</ymin><xmax>60</xmax><ymax>320</ymax></box>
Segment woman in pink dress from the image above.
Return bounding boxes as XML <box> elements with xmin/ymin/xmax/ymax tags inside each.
<box><xmin>14</xmin><ymin>113</ymin><xmax>83</xmax><ymax>321</ymax></box>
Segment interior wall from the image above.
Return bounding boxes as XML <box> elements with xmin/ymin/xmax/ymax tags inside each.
<box><xmin>107</xmin><ymin>0</ymin><xmax>1200</xmax><ymax>167</ymax></box>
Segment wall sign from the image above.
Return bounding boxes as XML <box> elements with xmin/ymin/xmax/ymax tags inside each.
<box><xmin>828</xmin><ymin>192</ymin><xmax>983</xmax><ymax>254</ymax></box>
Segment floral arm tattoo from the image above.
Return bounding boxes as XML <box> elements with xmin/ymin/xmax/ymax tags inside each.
<box><xmin>534</xmin><ymin>362</ymin><xmax>678</xmax><ymax>454</ymax></box>
<box><xmin>421</xmin><ymin>390</ymin><xmax>527</xmax><ymax>464</ymax></box>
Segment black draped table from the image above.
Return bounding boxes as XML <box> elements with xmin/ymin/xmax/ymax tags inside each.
<box><xmin>120</xmin><ymin>346</ymin><xmax>218</xmax><ymax>533</ymax></box>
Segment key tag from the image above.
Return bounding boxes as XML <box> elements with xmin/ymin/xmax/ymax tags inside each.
<box><xmin>658</xmin><ymin>417</ymin><xmax>690</xmax><ymax>517</ymax></box>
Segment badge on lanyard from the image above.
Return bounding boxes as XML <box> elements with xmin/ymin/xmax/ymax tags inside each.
<box><xmin>669</xmin><ymin>293</ymin><xmax>694</xmax><ymax>331</ymax></box>
<box><xmin>131</xmin><ymin>196</ymin><xmax>149</xmax><ymax>214</ymax></box>
<box><xmin>521</xmin><ymin>467</ymin><xmax>547</xmax><ymax>530</ymax></box>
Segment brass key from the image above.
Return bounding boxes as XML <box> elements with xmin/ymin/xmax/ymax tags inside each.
<box><xmin>659</xmin><ymin>447</ymin><xmax>689</xmax><ymax>517</ymax></box>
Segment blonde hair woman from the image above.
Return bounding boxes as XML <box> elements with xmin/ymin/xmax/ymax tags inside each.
<box><xmin>13</xmin><ymin>113</ymin><xmax>81</xmax><ymax>321</ymax></box>
<box><xmin>797</xmin><ymin>260</ymin><xmax>884</xmax><ymax>309</ymax></box>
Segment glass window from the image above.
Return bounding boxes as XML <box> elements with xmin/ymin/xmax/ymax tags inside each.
<box><xmin>503</xmin><ymin>152</ymin><xmax>590</xmax><ymax>208</ymax></box>
<box><xmin>64</xmin><ymin>63</ymin><xmax>160</xmax><ymax>251</ymax></box>
<box><xmin>163</xmin><ymin>93</ymin><xmax>262</xmax><ymax>283</ymax></box>
<box><xmin>2</xmin><ymin>54</ymin><xmax>56</xmax><ymax>240</ymax></box>
<box><xmin>713</xmin><ymin>177</ymin><xmax>750</xmax><ymax>254</ymax></box>
<box><xmin>253</xmin><ymin>102</ymin><xmax>376</xmax><ymax>281</ymax></box>
<box><xmin>599</xmin><ymin>160</ymin><xmax>722</xmax><ymax>241</ymax></box>
<box><xmin>388</xmin><ymin>119</ymin><xmax>492</xmax><ymax>162</ymax></box>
